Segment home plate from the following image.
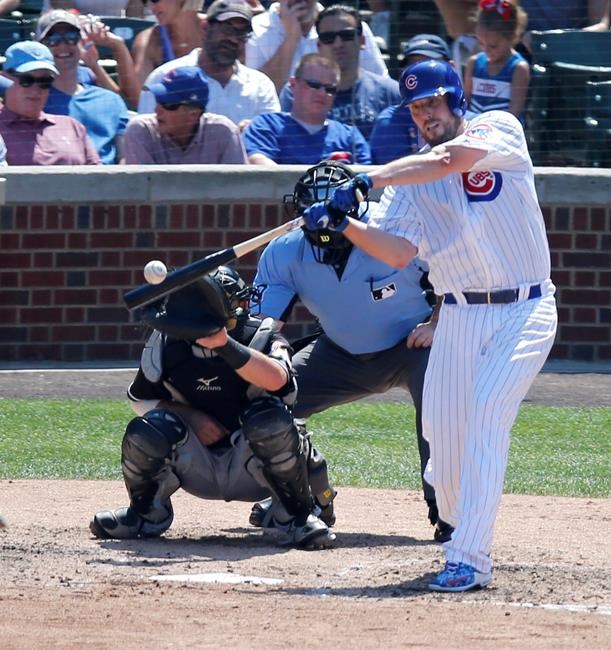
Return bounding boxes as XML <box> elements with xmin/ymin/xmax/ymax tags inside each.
<box><xmin>149</xmin><ymin>572</ymin><xmax>283</xmax><ymax>586</ymax></box>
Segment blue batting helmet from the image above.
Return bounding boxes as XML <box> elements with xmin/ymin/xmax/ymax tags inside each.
<box><xmin>399</xmin><ymin>60</ymin><xmax>467</xmax><ymax>117</ymax></box>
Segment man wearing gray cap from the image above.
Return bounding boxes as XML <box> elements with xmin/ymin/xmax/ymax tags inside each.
<box><xmin>0</xmin><ymin>41</ymin><xmax>99</xmax><ymax>165</ymax></box>
<box><xmin>138</xmin><ymin>0</ymin><xmax>280</xmax><ymax>130</ymax></box>
<box><xmin>369</xmin><ymin>34</ymin><xmax>452</xmax><ymax>164</ymax></box>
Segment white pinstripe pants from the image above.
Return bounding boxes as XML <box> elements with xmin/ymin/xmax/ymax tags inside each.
<box><xmin>422</xmin><ymin>293</ymin><xmax>558</xmax><ymax>573</ymax></box>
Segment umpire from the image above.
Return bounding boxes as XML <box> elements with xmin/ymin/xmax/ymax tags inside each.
<box><xmin>90</xmin><ymin>266</ymin><xmax>335</xmax><ymax>550</ymax></box>
<box><xmin>251</xmin><ymin>160</ymin><xmax>451</xmax><ymax>542</ymax></box>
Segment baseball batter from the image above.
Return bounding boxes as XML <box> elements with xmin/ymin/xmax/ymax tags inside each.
<box><xmin>302</xmin><ymin>60</ymin><xmax>558</xmax><ymax>591</ymax></box>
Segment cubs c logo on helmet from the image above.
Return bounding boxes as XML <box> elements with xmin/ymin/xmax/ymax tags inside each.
<box><xmin>404</xmin><ymin>74</ymin><xmax>418</xmax><ymax>90</ymax></box>
<box><xmin>462</xmin><ymin>171</ymin><xmax>503</xmax><ymax>202</ymax></box>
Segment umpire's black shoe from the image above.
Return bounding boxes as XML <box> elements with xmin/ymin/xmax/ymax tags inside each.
<box><xmin>434</xmin><ymin>519</ymin><xmax>454</xmax><ymax>544</ymax></box>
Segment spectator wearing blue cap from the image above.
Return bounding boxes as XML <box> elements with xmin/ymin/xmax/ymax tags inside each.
<box><xmin>0</xmin><ymin>41</ymin><xmax>100</xmax><ymax>165</ymax></box>
<box><xmin>124</xmin><ymin>66</ymin><xmax>247</xmax><ymax>164</ymax></box>
<box><xmin>369</xmin><ymin>34</ymin><xmax>453</xmax><ymax>164</ymax></box>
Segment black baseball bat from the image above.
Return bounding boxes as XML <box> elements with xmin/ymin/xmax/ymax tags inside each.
<box><xmin>124</xmin><ymin>216</ymin><xmax>305</xmax><ymax>311</ymax></box>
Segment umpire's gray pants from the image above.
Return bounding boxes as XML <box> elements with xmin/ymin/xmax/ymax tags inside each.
<box><xmin>292</xmin><ymin>334</ymin><xmax>434</xmax><ymax>502</ymax></box>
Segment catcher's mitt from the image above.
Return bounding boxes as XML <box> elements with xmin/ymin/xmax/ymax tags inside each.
<box><xmin>141</xmin><ymin>274</ymin><xmax>231</xmax><ymax>340</ymax></box>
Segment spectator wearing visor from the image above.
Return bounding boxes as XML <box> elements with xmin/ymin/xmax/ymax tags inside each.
<box><xmin>124</xmin><ymin>65</ymin><xmax>247</xmax><ymax>164</ymax></box>
<box><xmin>369</xmin><ymin>34</ymin><xmax>452</xmax><ymax>164</ymax></box>
<box><xmin>0</xmin><ymin>41</ymin><xmax>100</xmax><ymax>165</ymax></box>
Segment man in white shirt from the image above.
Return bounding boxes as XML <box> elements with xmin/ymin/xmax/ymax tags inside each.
<box><xmin>245</xmin><ymin>0</ymin><xmax>388</xmax><ymax>92</ymax></box>
<box><xmin>138</xmin><ymin>0</ymin><xmax>280</xmax><ymax>130</ymax></box>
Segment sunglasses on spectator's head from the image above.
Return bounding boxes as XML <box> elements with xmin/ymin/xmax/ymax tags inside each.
<box><xmin>43</xmin><ymin>30</ymin><xmax>81</xmax><ymax>47</ymax></box>
<box><xmin>14</xmin><ymin>74</ymin><xmax>55</xmax><ymax>89</ymax></box>
<box><xmin>141</xmin><ymin>0</ymin><xmax>161</xmax><ymax>4</ymax></box>
<box><xmin>301</xmin><ymin>78</ymin><xmax>338</xmax><ymax>95</ymax></box>
<box><xmin>318</xmin><ymin>28</ymin><xmax>359</xmax><ymax>45</ymax></box>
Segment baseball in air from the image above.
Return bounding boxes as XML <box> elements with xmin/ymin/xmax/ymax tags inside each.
<box><xmin>143</xmin><ymin>260</ymin><xmax>168</xmax><ymax>285</ymax></box>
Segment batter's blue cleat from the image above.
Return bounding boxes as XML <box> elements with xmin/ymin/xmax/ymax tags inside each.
<box><xmin>429</xmin><ymin>562</ymin><xmax>492</xmax><ymax>592</ymax></box>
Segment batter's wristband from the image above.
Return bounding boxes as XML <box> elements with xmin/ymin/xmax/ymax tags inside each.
<box><xmin>214</xmin><ymin>338</ymin><xmax>251</xmax><ymax>369</ymax></box>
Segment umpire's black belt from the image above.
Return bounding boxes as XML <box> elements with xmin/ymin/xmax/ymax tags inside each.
<box><xmin>444</xmin><ymin>284</ymin><xmax>542</xmax><ymax>305</ymax></box>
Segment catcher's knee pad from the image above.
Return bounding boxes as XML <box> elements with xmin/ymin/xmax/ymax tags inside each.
<box><xmin>241</xmin><ymin>398</ymin><xmax>302</xmax><ymax>475</ymax></box>
<box><xmin>122</xmin><ymin>408</ymin><xmax>188</xmax><ymax>475</ymax></box>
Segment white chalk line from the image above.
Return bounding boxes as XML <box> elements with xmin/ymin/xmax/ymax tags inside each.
<box><xmin>460</xmin><ymin>599</ymin><xmax>611</xmax><ymax>617</ymax></box>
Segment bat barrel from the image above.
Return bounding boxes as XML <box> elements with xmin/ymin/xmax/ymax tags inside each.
<box><xmin>123</xmin><ymin>248</ymin><xmax>234</xmax><ymax>311</ymax></box>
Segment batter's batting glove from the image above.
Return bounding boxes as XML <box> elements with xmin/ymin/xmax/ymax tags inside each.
<box><xmin>302</xmin><ymin>201</ymin><xmax>349</xmax><ymax>232</ymax></box>
<box><xmin>329</xmin><ymin>173</ymin><xmax>373</xmax><ymax>214</ymax></box>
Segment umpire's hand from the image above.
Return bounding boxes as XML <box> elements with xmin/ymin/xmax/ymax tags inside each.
<box><xmin>406</xmin><ymin>321</ymin><xmax>436</xmax><ymax>348</ymax></box>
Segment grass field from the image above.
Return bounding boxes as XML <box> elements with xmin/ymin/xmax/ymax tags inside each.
<box><xmin>1</xmin><ymin>399</ymin><xmax>609</xmax><ymax>498</ymax></box>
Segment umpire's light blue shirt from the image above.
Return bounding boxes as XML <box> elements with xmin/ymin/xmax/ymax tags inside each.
<box><xmin>254</xmin><ymin>226</ymin><xmax>431</xmax><ymax>354</ymax></box>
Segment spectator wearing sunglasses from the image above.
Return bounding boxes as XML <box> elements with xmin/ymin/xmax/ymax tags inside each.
<box><xmin>35</xmin><ymin>10</ymin><xmax>131</xmax><ymax>164</ymax></box>
<box><xmin>243</xmin><ymin>53</ymin><xmax>370</xmax><ymax>165</ymax></box>
<box><xmin>278</xmin><ymin>5</ymin><xmax>399</xmax><ymax>141</ymax></box>
<box><xmin>0</xmin><ymin>41</ymin><xmax>100</xmax><ymax>165</ymax></box>
<box><xmin>124</xmin><ymin>65</ymin><xmax>247</xmax><ymax>163</ymax></box>
<box><xmin>245</xmin><ymin>0</ymin><xmax>388</xmax><ymax>93</ymax></box>
<box><xmin>138</xmin><ymin>0</ymin><xmax>279</xmax><ymax>131</ymax></box>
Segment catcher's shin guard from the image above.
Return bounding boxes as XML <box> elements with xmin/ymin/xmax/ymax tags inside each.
<box><xmin>92</xmin><ymin>409</ymin><xmax>187</xmax><ymax>539</ymax></box>
<box><xmin>241</xmin><ymin>398</ymin><xmax>313</xmax><ymax>520</ymax></box>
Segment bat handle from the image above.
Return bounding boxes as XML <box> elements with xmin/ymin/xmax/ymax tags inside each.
<box><xmin>355</xmin><ymin>188</ymin><xmax>364</xmax><ymax>203</ymax></box>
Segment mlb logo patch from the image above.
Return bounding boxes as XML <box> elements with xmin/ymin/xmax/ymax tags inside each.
<box><xmin>462</xmin><ymin>171</ymin><xmax>503</xmax><ymax>202</ymax></box>
<box><xmin>371</xmin><ymin>283</ymin><xmax>397</xmax><ymax>301</ymax></box>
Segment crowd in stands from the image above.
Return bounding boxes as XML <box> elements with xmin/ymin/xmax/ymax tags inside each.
<box><xmin>0</xmin><ymin>0</ymin><xmax>608</xmax><ymax>167</ymax></box>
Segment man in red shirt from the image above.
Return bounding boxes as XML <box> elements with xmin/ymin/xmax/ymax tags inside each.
<box><xmin>0</xmin><ymin>41</ymin><xmax>100</xmax><ymax>165</ymax></box>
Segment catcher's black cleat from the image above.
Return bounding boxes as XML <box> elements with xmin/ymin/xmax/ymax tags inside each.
<box><xmin>434</xmin><ymin>519</ymin><xmax>454</xmax><ymax>544</ymax></box>
<box><xmin>272</xmin><ymin>513</ymin><xmax>336</xmax><ymax>550</ymax></box>
<box><xmin>250</xmin><ymin>497</ymin><xmax>336</xmax><ymax>528</ymax></box>
<box><xmin>90</xmin><ymin>506</ymin><xmax>172</xmax><ymax>540</ymax></box>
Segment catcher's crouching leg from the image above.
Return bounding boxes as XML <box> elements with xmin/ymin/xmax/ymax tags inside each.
<box><xmin>241</xmin><ymin>399</ymin><xmax>335</xmax><ymax>549</ymax></box>
<box><xmin>90</xmin><ymin>409</ymin><xmax>187</xmax><ymax>539</ymax></box>
<box><xmin>250</xmin><ymin>419</ymin><xmax>336</xmax><ymax>528</ymax></box>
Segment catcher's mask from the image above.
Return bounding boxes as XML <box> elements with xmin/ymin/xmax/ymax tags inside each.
<box><xmin>212</xmin><ymin>265</ymin><xmax>258</xmax><ymax>331</ymax></box>
<box><xmin>141</xmin><ymin>265</ymin><xmax>257</xmax><ymax>340</ymax></box>
<box><xmin>284</xmin><ymin>160</ymin><xmax>366</xmax><ymax>264</ymax></box>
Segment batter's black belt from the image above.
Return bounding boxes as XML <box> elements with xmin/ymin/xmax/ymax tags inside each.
<box><xmin>444</xmin><ymin>284</ymin><xmax>542</xmax><ymax>305</ymax></box>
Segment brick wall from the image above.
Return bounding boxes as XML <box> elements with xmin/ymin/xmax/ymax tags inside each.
<box><xmin>1</xmin><ymin>199</ymin><xmax>610</xmax><ymax>364</ymax></box>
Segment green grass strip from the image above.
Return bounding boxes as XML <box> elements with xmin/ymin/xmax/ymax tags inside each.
<box><xmin>0</xmin><ymin>399</ymin><xmax>608</xmax><ymax>498</ymax></box>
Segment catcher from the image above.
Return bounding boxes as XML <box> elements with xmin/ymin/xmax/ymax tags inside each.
<box><xmin>90</xmin><ymin>266</ymin><xmax>336</xmax><ymax>550</ymax></box>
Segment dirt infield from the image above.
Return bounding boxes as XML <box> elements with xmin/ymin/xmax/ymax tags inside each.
<box><xmin>0</xmin><ymin>368</ymin><xmax>610</xmax><ymax>648</ymax></box>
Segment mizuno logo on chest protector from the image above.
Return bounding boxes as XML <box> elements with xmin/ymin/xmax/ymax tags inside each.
<box><xmin>196</xmin><ymin>376</ymin><xmax>221</xmax><ymax>391</ymax></box>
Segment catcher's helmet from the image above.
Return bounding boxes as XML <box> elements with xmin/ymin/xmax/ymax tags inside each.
<box><xmin>399</xmin><ymin>60</ymin><xmax>466</xmax><ymax>117</ymax></box>
<box><xmin>286</xmin><ymin>160</ymin><xmax>361</xmax><ymax>263</ymax></box>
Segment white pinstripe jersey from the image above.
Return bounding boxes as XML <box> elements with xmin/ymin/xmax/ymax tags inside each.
<box><xmin>370</xmin><ymin>111</ymin><xmax>552</xmax><ymax>296</ymax></box>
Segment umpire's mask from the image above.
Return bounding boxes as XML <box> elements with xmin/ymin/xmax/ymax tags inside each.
<box><xmin>284</xmin><ymin>160</ymin><xmax>366</xmax><ymax>265</ymax></box>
